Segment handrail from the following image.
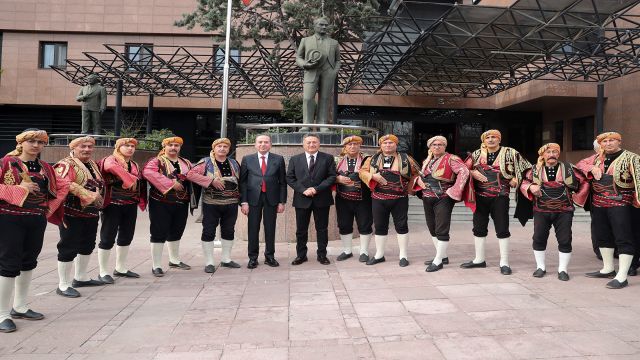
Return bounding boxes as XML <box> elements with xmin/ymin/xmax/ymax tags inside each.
<box><xmin>237</xmin><ymin>123</ymin><xmax>379</xmax><ymax>145</ymax></box>
<box><xmin>48</xmin><ymin>133</ymin><xmax>162</xmax><ymax>149</ymax></box>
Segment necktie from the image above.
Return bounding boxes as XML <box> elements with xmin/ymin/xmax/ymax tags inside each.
<box><xmin>261</xmin><ymin>155</ymin><xmax>267</xmax><ymax>192</ymax></box>
<box><xmin>309</xmin><ymin>155</ymin><xmax>315</xmax><ymax>174</ymax></box>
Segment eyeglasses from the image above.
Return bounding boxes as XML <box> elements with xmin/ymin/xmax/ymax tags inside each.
<box><xmin>429</xmin><ymin>143</ymin><xmax>446</xmax><ymax>147</ymax></box>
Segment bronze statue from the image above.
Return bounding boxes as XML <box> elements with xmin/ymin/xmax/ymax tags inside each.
<box><xmin>295</xmin><ymin>17</ymin><xmax>341</xmax><ymax>127</ymax></box>
<box><xmin>76</xmin><ymin>73</ymin><xmax>107</xmax><ymax>134</ymax></box>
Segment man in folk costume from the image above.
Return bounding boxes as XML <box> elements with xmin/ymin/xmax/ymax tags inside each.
<box><xmin>415</xmin><ymin>136</ymin><xmax>469</xmax><ymax>272</ymax></box>
<box><xmin>520</xmin><ymin>143</ymin><xmax>588</xmax><ymax>281</ymax></box>
<box><xmin>54</xmin><ymin>136</ymin><xmax>106</xmax><ymax>298</ymax></box>
<box><xmin>359</xmin><ymin>134</ymin><xmax>420</xmax><ymax>267</ymax></box>
<box><xmin>461</xmin><ymin>129</ymin><xmax>531</xmax><ymax>275</ymax></box>
<box><xmin>334</xmin><ymin>135</ymin><xmax>373</xmax><ymax>262</ymax></box>
<box><xmin>575</xmin><ymin>132</ymin><xmax>640</xmax><ymax>289</ymax></box>
<box><xmin>0</xmin><ymin>129</ymin><xmax>68</xmax><ymax>333</ymax></box>
<box><xmin>143</xmin><ymin>136</ymin><xmax>195</xmax><ymax>277</ymax></box>
<box><xmin>96</xmin><ymin>138</ymin><xmax>147</xmax><ymax>284</ymax></box>
<box><xmin>186</xmin><ymin>138</ymin><xmax>241</xmax><ymax>273</ymax></box>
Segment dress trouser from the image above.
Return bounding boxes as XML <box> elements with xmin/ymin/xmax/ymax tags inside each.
<box><xmin>532</xmin><ymin>211</ymin><xmax>573</xmax><ymax>253</ymax></box>
<box><xmin>422</xmin><ymin>196</ymin><xmax>455</xmax><ymax>241</ymax></box>
<box><xmin>472</xmin><ymin>195</ymin><xmax>510</xmax><ymax>238</ymax></box>
<box><xmin>247</xmin><ymin>193</ymin><xmax>277</xmax><ymax>260</ymax></box>
<box><xmin>99</xmin><ymin>203</ymin><xmax>138</xmax><ymax>249</ymax></box>
<box><xmin>57</xmin><ymin>215</ymin><xmax>99</xmax><ymax>262</ymax></box>
<box><xmin>591</xmin><ymin>205</ymin><xmax>635</xmax><ymax>255</ymax></box>
<box><xmin>295</xmin><ymin>206</ymin><xmax>330</xmax><ymax>258</ymax></box>
<box><xmin>149</xmin><ymin>199</ymin><xmax>189</xmax><ymax>243</ymax></box>
<box><xmin>0</xmin><ymin>214</ymin><xmax>47</xmax><ymax>277</ymax></box>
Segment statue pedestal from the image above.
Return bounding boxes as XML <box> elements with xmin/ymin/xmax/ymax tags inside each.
<box><xmin>234</xmin><ymin>144</ymin><xmax>378</xmax><ymax>243</ymax></box>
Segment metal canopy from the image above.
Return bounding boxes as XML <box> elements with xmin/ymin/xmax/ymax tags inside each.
<box><xmin>53</xmin><ymin>0</ymin><xmax>640</xmax><ymax>99</ymax></box>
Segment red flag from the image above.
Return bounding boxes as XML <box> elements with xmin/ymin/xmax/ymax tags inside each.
<box><xmin>242</xmin><ymin>0</ymin><xmax>252</xmax><ymax>6</ymax></box>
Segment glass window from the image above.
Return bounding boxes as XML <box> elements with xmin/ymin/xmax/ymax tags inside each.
<box><xmin>39</xmin><ymin>42</ymin><xmax>67</xmax><ymax>69</ymax></box>
<box><xmin>572</xmin><ymin>116</ymin><xmax>594</xmax><ymax>151</ymax></box>
<box><xmin>126</xmin><ymin>44</ymin><xmax>153</xmax><ymax>70</ymax></box>
<box><xmin>214</xmin><ymin>48</ymin><xmax>240</xmax><ymax>73</ymax></box>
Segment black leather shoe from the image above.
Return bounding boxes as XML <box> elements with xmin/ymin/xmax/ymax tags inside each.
<box><xmin>585</xmin><ymin>270</ymin><xmax>616</xmax><ymax>278</ymax></box>
<box><xmin>204</xmin><ymin>265</ymin><xmax>216</xmax><ymax>273</ymax></box>
<box><xmin>98</xmin><ymin>275</ymin><xmax>115</xmax><ymax>284</ymax></box>
<box><xmin>336</xmin><ymin>252</ymin><xmax>353</xmax><ymax>261</ymax></box>
<box><xmin>264</xmin><ymin>257</ymin><xmax>280</xmax><ymax>267</ymax></box>
<box><xmin>291</xmin><ymin>257</ymin><xmax>308</xmax><ymax>266</ymax></box>
<box><xmin>358</xmin><ymin>254</ymin><xmax>369</xmax><ymax>263</ymax></box>
<box><xmin>113</xmin><ymin>270</ymin><xmax>140</xmax><ymax>278</ymax></box>
<box><xmin>500</xmin><ymin>266</ymin><xmax>512</xmax><ymax>275</ymax></box>
<box><xmin>426</xmin><ymin>262</ymin><xmax>443</xmax><ymax>272</ymax></box>
<box><xmin>532</xmin><ymin>268</ymin><xmax>546</xmax><ymax>278</ymax></box>
<box><xmin>220</xmin><ymin>261</ymin><xmax>241</xmax><ymax>268</ymax></box>
<box><xmin>152</xmin><ymin>268</ymin><xmax>165</xmax><ymax>277</ymax></box>
<box><xmin>0</xmin><ymin>319</ymin><xmax>16</xmax><ymax>333</ymax></box>
<box><xmin>366</xmin><ymin>256</ymin><xmax>385</xmax><ymax>265</ymax></box>
<box><xmin>11</xmin><ymin>309</ymin><xmax>44</xmax><ymax>321</ymax></box>
<box><xmin>247</xmin><ymin>259</ymin><xmax>258</xmax><ymax>269</ymax></box>
<box><xmin>72</xmin><ymin>279</ymin><xmax>104</xmax><ymax>287</ymax></box>
<box><xmin>56</xmin><ymin>287</ymin><xmax>80</xmax><ymax>298</ymax></box>
<box><xmin>628</xmin><ymin>267</ymin><xmax>638</xmax><ymax>276</ymax></box>
<box><xmin>318</xmin><ymin>257</ymin><xmax>331</xmax><ymax>265</ymax></box>
<box><xmin>606</xmin><ymin>279</ymin><xmax>628</xmax><ymax>289</ymax></box>
<box><xmin>558</xmin><ymin>271</ymin><xmax>570</xmax><ymax>281</ymax></box>
<box><xmin>425</xmin><ymin>257</ymin><xmax>449</xmax><ymax>265</ymax></box>
<box><xmin>169</xmin><ymin>262</ymin><xmax>191</xmax><ymax>270</ymax></box>
<box><xmin>399</xmin><ymin>258</ymin><xmax>409</xmax><ymax>267</ymax></box>
<box><xmin>460</xmin><ymin>260</ymin><xmax>486</xmax><ymax>269</ymax></box>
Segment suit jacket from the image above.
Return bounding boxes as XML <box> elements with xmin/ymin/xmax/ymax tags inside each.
<box><xmin>240</xmin><ymin>152</ymin><xmax>287</xmax><ymax>207</ymax></box>
<box><xmin>76</xmin><ymin>84</ymin><xmax>107</xmax><ymax>112</ymax></box>
<box><xmin>286</xmin><ymin>151</ymin><xmax>337</xmax><ymax>209</ymax></box>
<box><xmin>295</xmin><ymin>34</ymin><xmax>341</xmax><ymax>83</ymax></box>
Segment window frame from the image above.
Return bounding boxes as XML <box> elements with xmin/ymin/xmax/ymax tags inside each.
<box><xmin>38</xmin><ymin>41</ymin><xmax>68</xmax><ymax>69</ymax></box>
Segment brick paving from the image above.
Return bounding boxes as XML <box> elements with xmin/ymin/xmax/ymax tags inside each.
<box><xmin>1</xmin><ymin>209</ymin><xmax>640</xmax><ymax>359</ymax></box>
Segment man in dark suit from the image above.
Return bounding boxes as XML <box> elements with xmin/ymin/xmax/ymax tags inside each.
<box><xmin>240</xmin><ymin>135</ymin><xmax>287</xmax><ymax>269</ymax></box>
<box><xmin>286</xmin><ymin>134</ymin><xmax>337</xmax><ymax>265</ymax></box>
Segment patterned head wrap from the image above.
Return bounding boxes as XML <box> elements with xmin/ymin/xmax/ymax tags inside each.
<box><xmin>158</xmin><ymin>136</ymin><xmax>183</xmax><ymax>157</ymax></box>
<box><xmin>423</xmin><ymin>135</ymin><xmax>448</xmax><ymax>166</ymax></box>
<box><xmin>7</xmin><ymin>129</ymin><xmax>49</xmax><ymax>156</ymax></box>
<box><xmin>69</xmin><ymin>136</ymin><xmax>96</xmax><ymax>149</ymax></box>
<box><xmin>378</xmin><ymin>134</ymin><xmax>399</xmax><ymax>146</ymax></box>
<box><xmin>211</xmin><ymin>138</ymin><xmax>231</xmax><ymax>149</ymax></box>
<box><xmin>340</xmin><ymin>135</ymin><xmax>363</xmax><ymax>156</ymax></box>
<box><xmin>537</xmin><ymin>142</ymin><xmax>561</xmax><ymax>167</ymax></box>
<box><xmin>113</xmin><ymin>138</ymin><xmax>138</xmax><ymax>167</ymax></box>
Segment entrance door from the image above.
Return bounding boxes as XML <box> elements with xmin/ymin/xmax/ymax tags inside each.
<box><xmin>413</xmin><ymin>122</ymin><xmax>456</xmax><ymax>164</ymax></box>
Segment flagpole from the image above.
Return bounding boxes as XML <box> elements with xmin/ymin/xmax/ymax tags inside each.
<box><xmin>220</xmin><ymin>0</ymin><xmax>233</xmax><ymax>138</ymax></box>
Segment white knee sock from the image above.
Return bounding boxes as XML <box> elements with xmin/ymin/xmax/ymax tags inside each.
<box><xmin>221</xmin><ymin>239</ymin><xmax>234</xmax><ymax>263</ymax></box>
<box><xmin>533</xmin><ymin>250</ymin><xmax>546</xmax><ymax>271</ymax></box>
<box><xmin>13</xmin><ymin>270</ymin><xmax>33</xmax><ymax>313</ymax></box>
<box><xmin>600</xmin><ymin>247</ymin><xmax>615</xmax><ymax>273</ymax></box>
<box><xmin>374</xmin><ymin>235</ymin><xmax>387</xmax><ymax>259</ymax></box>
<box><xmin>74</xmin><ymin>254</ymin><xmax>92</xmax><ymax>281</ymax></box>
<box><xmin>398</xmin><ymin>233</ymin><xmax>409</xmax><ymax>260</ymax></box>
<box><xmin>57</xmin><ymin>261</ymin><xmax>73</xmax><ymax>291</ymax></box>
<box><xmin>98</xmin><ymin>249</ymin><xmax>111</xmax><ymax>277</ymax></box>
<box><xmin>558</xmin><ymin>252</ymin><xmax>571</xmax><ymax>273</ymax></box>
<box><xmin>0</xmin><ymin>276</ymin><xmax>14</xmax><ymax>322</ymax></box>
<box><xmin>115</xmin><ymin>246</ymin><xmax>130</xmax><ymax>273</ymax></box>
<box><xmin>201</xmin><ymin>241</ymin><xmax>215</xmax><ymax>266</ymax></box>
<box><xmin>499</xmin><ymin>237</ymin><xmax>510</xmax><ymax>267</ymax></box>
<box><xmin>615</xmin><ymin>254</ymin><xmax>634</xmax><ymax>283</ymax></box>
<box><xmin>151</xmin><ymin>243</ymin><xmax>164</xmax><ymax>269</ymax></box>
<box><xmin>473</xmin><ymin>236</ymin><xmax>486</xmax><ymax>263</ymax></box>
<box><xmin>359</xmin><ymin>234</ymin><xmax>371</xmax><ymax>255</ymax></box>
<box><xmin>167</xmin><ymin>241</ymin><xmax>181</xmax><ymax>264</ymax></box>
<box><xmin>340</xmin><ymin>234</ymin><xmax>353</xmax><ymax>255</ymax></box>
<box><xmin>433</xmin><ymin>241</ymin><xmax>449</xmax><ymax>266</ymax></box>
